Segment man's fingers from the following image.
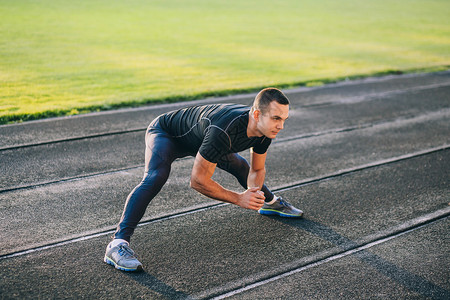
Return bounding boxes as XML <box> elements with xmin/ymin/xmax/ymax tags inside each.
<box><xmin>248</xmin><ymin>188</ymin><xmax>265</xmax><ymax>198</ymax></box>
<box><xmin>249</xmin><ymin>204</ymin><xmax>263</xmax><ymax>211</ymax></box>
<box><xmin>251</xmin><ymin>198</ymin><xmax>264</xmax><ymax>209</ymax></box>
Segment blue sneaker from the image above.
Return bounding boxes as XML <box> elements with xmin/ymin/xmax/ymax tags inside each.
<box><xmin>258</xmin><ymin>196</ymin><xmax>303</xmax><ymax>218</ymax></box>
<box><xmin>104</xmin><ymin>242</ymin><xmax>143</xmax><ymax>272</ymax></box>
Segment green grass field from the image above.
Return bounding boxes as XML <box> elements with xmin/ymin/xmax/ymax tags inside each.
<box><xmin>1</xmin><ymin>0</ymin><xmax>449</xmax><ymax>124</ymax></box>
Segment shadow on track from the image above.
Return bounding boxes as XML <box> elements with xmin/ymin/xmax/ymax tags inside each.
<box><xmin>126</xmin><ymin>271</ymin><xmax>192</xmax><ymax>299</ymax></box>
<box><xmin>269</xmin><ymin>216</ymin><xmax>449</xmax><ymax>300</ymax></box>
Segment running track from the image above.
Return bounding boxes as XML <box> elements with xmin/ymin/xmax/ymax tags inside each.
<box><xmin>1</xmin><ymin>71</ymin><xmax>449</xmax><ymax>299</ymax></box>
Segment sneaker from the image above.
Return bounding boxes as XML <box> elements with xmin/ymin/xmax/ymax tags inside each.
<box><xmin>104</xmin><ymin>242</ymin><xmax>143</xmax><ymax>272</ymax></box>
<box><xmin>258</xmin><ymin>196</ymin><xmax>303</xmax><ymax>218</ymax></box>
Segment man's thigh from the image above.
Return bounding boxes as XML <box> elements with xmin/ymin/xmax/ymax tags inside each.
<box><xmin>217</xmin><ymin>153</ymin><xmax>250</xmax><ymax>174</ymax></box>
<box><xmin>144</xmin><ymin>129</ymin><xmax>188</xmax><ymax>174</ymax></box>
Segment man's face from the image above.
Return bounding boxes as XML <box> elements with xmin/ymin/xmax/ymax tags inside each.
<box><xmin>256</xmin><ymin>101</ymin><xmax>289</xmax><ymax>139</ymax></box>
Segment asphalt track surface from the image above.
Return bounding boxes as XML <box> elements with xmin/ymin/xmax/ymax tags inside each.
<box><xmin>0</xmin><ymin>71</ymin><xmax>449</xmax><ymax>299</ymax></box>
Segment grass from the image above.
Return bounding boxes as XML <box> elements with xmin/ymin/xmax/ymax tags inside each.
<box><xmin>1</xmin><ymin>0</ymin><xmax>449</xmax><ymax>124</ymax></box>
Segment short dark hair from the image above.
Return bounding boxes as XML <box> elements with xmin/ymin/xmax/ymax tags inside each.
<box><xmin>251</xmin><ymin>88</ymin><xmax>289</xmax><ymax>114</ymax></box>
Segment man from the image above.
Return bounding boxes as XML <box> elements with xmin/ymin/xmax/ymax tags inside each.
<box><xmin>104</xmin><ymin>87</ymin><xmax>303</xmax><ymax>272</ymax></box>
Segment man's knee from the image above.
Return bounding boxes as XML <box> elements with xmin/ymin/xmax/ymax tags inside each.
<box><xmin>141</xmin><ymin>167</ymin><xmax>170</xmax><ymax>189</ymax></box>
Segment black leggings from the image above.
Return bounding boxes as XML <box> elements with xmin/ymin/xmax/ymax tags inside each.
<box><xmin>114</xmin><ymin>122</ymin><xmax>274</xmax><ymax>242</ymax></box>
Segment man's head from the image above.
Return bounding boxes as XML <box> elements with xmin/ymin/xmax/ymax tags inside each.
<box><xmin>251</xmin><ymin>87</ymin><xmax>290</xmax><ymax>115</ymax></box>
<box><xmin>250</xmin><ymin>88</ymin><xmax>290</xmax><ymax>139</ymax></box>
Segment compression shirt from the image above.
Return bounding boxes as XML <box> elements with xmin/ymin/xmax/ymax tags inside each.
<box><xmin>158</xmin><ymin>104</ymin><xmax>272</xmax><ymax>163</ymax></box>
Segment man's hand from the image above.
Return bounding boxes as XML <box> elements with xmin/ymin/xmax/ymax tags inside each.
<box><xmin>237</xmin><ymin>187</ymin><xmax>265</xmax><ymax>210</ymax></box>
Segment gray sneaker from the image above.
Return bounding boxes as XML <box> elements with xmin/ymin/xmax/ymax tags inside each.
<box><xmin>104</xmin><ymin>242</ymin><xmax>143</xmax><ymax>272</ymax></box>
<box><xmin>258</xmin><ymin>196</ymin><xmax>303</xmax><ymax>218</ymax></box>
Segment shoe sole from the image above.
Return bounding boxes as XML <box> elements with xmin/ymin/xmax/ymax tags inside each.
<box><xmin>104</xmin><ymin>255</ymin><xmax>143</xmax><ymax>272</ymax></box>
<box><xmin>258</xmin><ymin>209</ymin><xmax>303</xmax><ymax>218</ymax></box>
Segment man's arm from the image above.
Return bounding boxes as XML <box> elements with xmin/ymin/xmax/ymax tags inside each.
<box><xmin>247</xmin><ymin>148</ymin><xmax>267</xmax><ymax>190</ymax></box>
<box><xmin>190</xmin><ymin>152</ymin><xmax>265</xmax><ymax>210</ymax></box>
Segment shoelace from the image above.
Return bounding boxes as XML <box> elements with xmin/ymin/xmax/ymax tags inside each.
<box><xmin>117</xmin><ymin>244</ymin><xmax>135</xmax><ymax>257</ymax></box>
<box><xmin>278</xmin><ymin>197</ymin><xmax>291</xmax><ymax>207</ymax></box>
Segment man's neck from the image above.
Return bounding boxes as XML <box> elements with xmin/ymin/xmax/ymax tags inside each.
<box><xmin>247</xmin><ymin>113</ymin><xmax>262</xmax><ymax>138</ymax></box>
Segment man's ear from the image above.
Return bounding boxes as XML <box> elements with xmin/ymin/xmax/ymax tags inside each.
<box><xmin>253</xmin><ymin>109</ymin><xmax>261</xmax><ymax>122</ymax></box>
